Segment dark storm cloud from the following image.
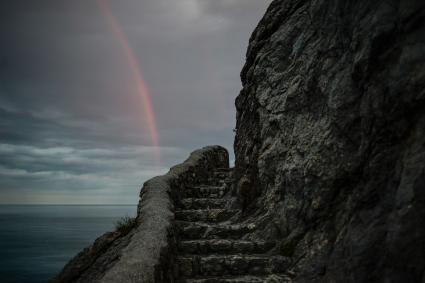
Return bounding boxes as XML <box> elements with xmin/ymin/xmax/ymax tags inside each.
<box><xmin>0</xmin><ymin>0</ymin><xmax>271</xmax><ymax>203</ymax></box>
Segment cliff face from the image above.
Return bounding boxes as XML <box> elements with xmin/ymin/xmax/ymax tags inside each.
<box><xmin>234</xmin><ymin>0</ymin><xmax>425</xmax><ymax>282</ymax></box>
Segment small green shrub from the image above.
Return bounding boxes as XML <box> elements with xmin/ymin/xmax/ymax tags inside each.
<box><xmin>114</xmin><ymin>215</ymin><xmax>137</xmax><ymax>235</ymax></box>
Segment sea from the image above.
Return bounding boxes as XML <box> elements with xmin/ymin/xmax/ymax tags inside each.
<box><xmin>0</xmin><ymin>205</ymin><xmax>137</xmax><ymax>283</ymax></box>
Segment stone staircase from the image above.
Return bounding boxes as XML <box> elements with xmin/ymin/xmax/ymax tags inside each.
<box><xmin>174</xmin><ymin>168</ymin><xmax>291</xmax><ymax>282</ymax></box>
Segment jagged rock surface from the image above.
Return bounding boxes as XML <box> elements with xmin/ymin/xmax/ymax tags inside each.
<box><xmin>234</xmin><ymin>0</ymin><xmax>425</xmax><ymax>282</ymax></box>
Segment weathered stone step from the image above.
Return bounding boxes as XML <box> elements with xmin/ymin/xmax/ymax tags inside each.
<box><xmin>214</xmin><ymin>167</ymin><xmax>233</xmax><ymax>172</ymax></box>
<box><xmin>178</xmin><ymin>239</ymin><xmax>275</xmax><ymax>255</ymax></box>
<box><xmin>179</xmin><ymin>198</ymin><xmax>229</xmax><ymax>210</ymax></box>
<box><xmin>175</xmin><ymin>209</ymin><xmax>239</xmax><ymax>223</ymax></box>
<box><xmin>177</xmin><ymin>255</ymin><xmax>290</xmax><ymax>277</ymax></box>
<box><xmin>185</xmin><ymin>186</ymin><xmax>228</xmax><ymax>198</ymax></box>
<box><xmin>212</xmin><ymin>171</ymin><xmax>231</xmax><ymax>179</ymax></box>
<box><xmin>176</xmin><ymin>221</ymin><xmax>255</xmax><ymax>240</ymax></box>
<box><xmin>179</xmin><ymin>274</ymin><xmax>291</xmax><ymax>283</ymax></box>
<box><xmin>207</xmin><ymin>178</ymin><xmax>232</xmax><ymax>187</ymax></box>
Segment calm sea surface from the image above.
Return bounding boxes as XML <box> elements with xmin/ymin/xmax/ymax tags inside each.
<box><xmin>0</xmin><ymin>205</ymin><xmax>137</xmax><ymax>283</ymax></box>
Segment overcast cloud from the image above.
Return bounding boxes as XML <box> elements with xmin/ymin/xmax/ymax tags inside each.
<box><xmin>0</xmin><ymin>0</ymin><xmax>271</xmax><ymax>204</ymax></box>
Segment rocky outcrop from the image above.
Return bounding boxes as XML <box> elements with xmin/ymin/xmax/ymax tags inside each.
<box><xmin>50</xmin><ymin>146</ymin><xmax>229</xmax><ymax>283</ymax></box>
<box><xmin>53</xmin><ymin>1</ymin><xmax>425</xmax><ymax>282</ymax></box>
<box><xmin>234</xmin><ymin>0</ymin><xmax>425</xmax><ymax>282</ymax></box>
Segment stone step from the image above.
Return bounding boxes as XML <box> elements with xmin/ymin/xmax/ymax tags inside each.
<box><xmin>177</xmin><ymin>255</ymin><xmax>290</xmax><ymax>277</ymax></box>
<box><xmin>179</xmin><ymin>198</ymin><xmax>229</xmax><ymax>210</ymax></box>
<box><xmin>184</xmin><ymin>186</ymin><xmax>229</xmax><ymax>198</ymax></box>
<box><xmin>175</xmin><ymin>209</ymin><xmax>239</xmax><ymax>223</ymax></box>
<box><xmin>207</xmin><ymin>178</ymin><xmax>232</xmax><ymax>187</ymax></box>
<box><xmin>214</xmin><ymin>167</ymin><xmax>233</xmax><ymax>172</ymax></box>
<box><xmin>176</xmin><ymin>221</ymin><xmax>255</xmax><ymax>240</ymax></box>
<box><xmin>179</xmin><ymin>274</ymin><xmax>291</xmax><ymax>283</ymax></box>
<box><xmin>212</xmin><ymin>171</ymin><xmax>230</xmax><ymax>179</ymax></box>
<box><xmin>178</xmin><ymin>239</ymin><xmax>275</xmax><ymax>255</ymax></box>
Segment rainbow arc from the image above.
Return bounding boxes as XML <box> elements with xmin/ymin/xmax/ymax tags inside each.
<box><xmin>97</xmin><ymin>0</ymin><xmax>161</xmax><ymax>165</ymax></box>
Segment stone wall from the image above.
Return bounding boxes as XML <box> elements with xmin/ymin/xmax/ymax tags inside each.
<box><xmin>50</xmin><ymin>146</ymin><xmax>229</xmax><ymax>283</ymax></box>
<box><xmin>234</xmin><ymin>0</ymin><xmax>425</xmax><ymax>282</ymax></box>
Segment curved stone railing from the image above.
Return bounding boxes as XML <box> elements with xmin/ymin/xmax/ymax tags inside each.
<box><xmin>98</xmin><ymin>145</ymin><xmax>229</xmax><ymax>283</ymax></box>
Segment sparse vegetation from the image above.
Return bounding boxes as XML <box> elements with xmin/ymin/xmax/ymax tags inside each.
<box><xmin>114</xmin><ymin>215</ymin><xmax>137</xmax><ymax>235</ymax></box>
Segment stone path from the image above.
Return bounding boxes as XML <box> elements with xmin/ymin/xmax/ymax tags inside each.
<box><xmin>174</xmin><ymin>168</ymin><xmax>291</xmax><ymax>282</ymax></box>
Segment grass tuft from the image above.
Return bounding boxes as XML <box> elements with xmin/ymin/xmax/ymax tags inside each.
<box><xmin>114</xmin><ymin>215</ymin><xmax>137</xmax><ymax>235</ymax></box>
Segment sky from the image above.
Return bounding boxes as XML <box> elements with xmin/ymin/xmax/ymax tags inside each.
<box><xmin>0</xmin><ymin>0</ymin><xmax>272</xmax><ymax>204</ymax></box>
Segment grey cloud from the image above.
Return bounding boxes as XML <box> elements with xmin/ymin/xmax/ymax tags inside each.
<box><xmin>0</xmin><ymin>143</ymin><xmax>187</xmax><ymax>204</ymax></box>
<box><xmin>0</xmin><ymin>0</ymin><xmax>271</xmax><ymax>203</ymax></box>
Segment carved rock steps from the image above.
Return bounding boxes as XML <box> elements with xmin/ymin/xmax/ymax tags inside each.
<box><xmin>178</xmin><ymin>239</ymin><xmax>275</xmax><ymax>255</ymax></box>
<box><xmin>181</xmin><ymin>274</ymin><xmax>292</xmax><ymax>283</ymax></box>
<box><xmin>175</xmin><ymin>209</ymin><xmax>240</xmax><ymax>223</ymax></box>
<box><xmin>176</xmin><ymin>221</ymin><xmax>254</xmax><ymax>240</ymax></box>
<box><xmin>174</xmin><ymin>169</ymin><xmax>290</xmax><ymax>282</ymax></box>
<box><xmin>176</xmin><ymin>254</ymin><xmax>290</xmax><ymax>277</ymax></box>
<box><xmin>179</xmin><ymin>198</ymin><xmax>232</xmax><ymax>210</ymax></box>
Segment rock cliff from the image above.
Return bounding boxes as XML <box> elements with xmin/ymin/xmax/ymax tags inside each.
<box><xmin>52</xmin><ymin>0</ymin><xmax>425</xmax><ymax>282</ymax></box>
<box><xmin>234</xmin><ymin>0</ymin><xmax>425</xmax><ymax>282</ymax></box>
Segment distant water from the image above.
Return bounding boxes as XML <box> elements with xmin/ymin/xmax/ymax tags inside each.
<box><xmin>0</xmin><ymin>205</ymin><xmax>137</xmax><ymax>283</ymax></box>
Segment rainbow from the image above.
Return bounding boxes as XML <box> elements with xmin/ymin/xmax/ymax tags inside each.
<box><xmin>96</xmin><ymin>0</ymin><xmax>161</xmax><ymax>164</ymax></box>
